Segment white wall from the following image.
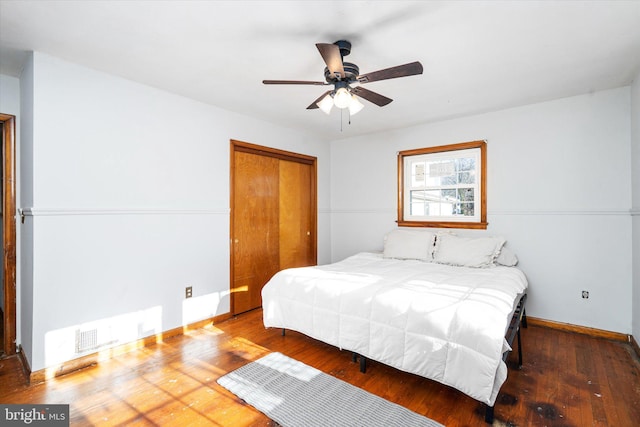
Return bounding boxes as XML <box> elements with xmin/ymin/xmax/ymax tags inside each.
<box><xmin>0</xmin><ymin>74</ymin><xmax>20</xmax><ymax>113</ymax></box>
<box><xmin>20</xmin><ymin>56</ymin><xmax>34</xmax><ymax>363</ymax></box>
<box><xmin>330</xmin><ymin>87</ymin><xmax>632</xmax><ymax>334</ymax></box>
<box><xmin>21</xmin><ymin>52</ymin><xmax>330</xmax><ymax>371</ymax></box>
<box><xmin>631</xmin><ymin>71</ymin><xmax>640</xmax><ymax>342</ymax></box>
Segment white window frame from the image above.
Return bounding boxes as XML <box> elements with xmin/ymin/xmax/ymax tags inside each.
<box><xmin>397</xmin><ymin>140</ymin><xmax>487</xmax><ymax>229</ymax></box>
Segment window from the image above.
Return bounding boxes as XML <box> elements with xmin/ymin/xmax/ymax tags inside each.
<box><xmin>397</xmin><ymin>140</ymin><xmax>487</xmax><ymax>229</ymax></box>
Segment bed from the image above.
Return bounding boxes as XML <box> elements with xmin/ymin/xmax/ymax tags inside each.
<box><xmin>262</xmin><ymin>230</ymin><xmax>528</xmax><ymax>423</ymax></box>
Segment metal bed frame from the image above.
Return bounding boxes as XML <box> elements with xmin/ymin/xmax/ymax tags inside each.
<box><xmin>485</xmin><ymin>293</ymin><xmax>527</xmax><ymax>423</ymax></box>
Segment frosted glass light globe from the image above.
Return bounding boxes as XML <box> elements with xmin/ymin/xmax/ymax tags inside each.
<box><xmin>316</xmin><ymin>94</ymin><xmax>334</xmax><ymax>114</ymax></box>
<box><xmin>348</xmin><ymin>95</ymin><xmax>364</xmax><ymax>115</ymax></box>
<box><xmin>333</xmin><ymin>87</ymin><xmax>351</xmax><ymax>109</ymax></box>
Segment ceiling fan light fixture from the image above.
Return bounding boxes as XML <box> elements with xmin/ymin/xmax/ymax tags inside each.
<box><xmin>333</xmin><ymin>87</ymin><xmax>352</xmax><ymax>109</ymax></box>
<box><xmin>263</xmin><ymin>41</ymin><xmax>423</xmax><ymax>117</ymax></box>
<box><xmin>317</xmin><ymin>93</ymin><xmax>334</xmax><ymax>114</ymax></box>
<box><xmin>348</xmin><ymin>95</ymin><xmax>364</xmax><ymax>115</ymax></box>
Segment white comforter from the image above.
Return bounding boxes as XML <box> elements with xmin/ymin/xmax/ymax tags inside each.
<box><xmin>262</xmin><ymin>252</ymin><xmax>528</xmax><ymax>406</ymax></box>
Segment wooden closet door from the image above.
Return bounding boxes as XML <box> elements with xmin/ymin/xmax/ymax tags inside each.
<box><xmin>231</xmin><ymin>140</ymin><xmax>317</xmax><ymax>315</ymax></box>
<box><xmin>232</xmin><ymin>150</ymin><xmax>280</xmax><ymax>314</ymax></box>
<box><xmin>279</xmin><ymin>159</ymin><xmax>314</xmax><ymax>269</ymax></box>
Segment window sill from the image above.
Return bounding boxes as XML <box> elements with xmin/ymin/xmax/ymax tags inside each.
<box><xmin>396</xmin><ymin>220</ymin><xmax>488</xmax><ymax>230</ymax></box>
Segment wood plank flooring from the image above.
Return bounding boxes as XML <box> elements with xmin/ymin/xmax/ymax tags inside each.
<box><xmin>1</xmin><ymin>308</ymin><xmax>639</xmax><ymax>426</ymax></box>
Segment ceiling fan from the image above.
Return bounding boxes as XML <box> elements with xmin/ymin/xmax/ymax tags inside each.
<box><xmin>263</xmin><ymin>40</ymin><xmax>423</xmax><ymax>115</ymax></box>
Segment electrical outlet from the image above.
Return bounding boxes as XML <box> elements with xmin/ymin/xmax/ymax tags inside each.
<box><xmin>186</xmin><ymin>286</ymin><xmax>193</xmax><ymax>299</ymax></box>
<box><xmin>582</xmin><ymin>290</ymin><xmax>589</xmax><ymax>299</ymax></box>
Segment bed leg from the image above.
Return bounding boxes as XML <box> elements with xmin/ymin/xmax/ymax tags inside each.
<box><xmin>281</xmin><ymin>328</ymin><xmax>285</xmax><ymax>336</ymax></box>
<box><xmin>484</xmin><ymin>404</ymin><xmax>494</xmax><ymax>424</ymax></box>
<box><xmin>359</xmin><ymin>355</ymin><xmax>367</xmax><ymax>373</ymax></box>
<box><xmin>521</xmin><ymin>308</ymin><xmax>528</xmax><ymax>328</ymax></box>
<box><xmin>351</xmin><ymin>353</ymin><xmax>367</xmax><ymax>373</ymax></box>
<box><xmin>517</xmin><ymin>327</ymin><xmax>523</xmax><ymax>368</ymax></box>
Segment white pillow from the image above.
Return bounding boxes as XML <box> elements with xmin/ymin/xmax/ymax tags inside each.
<box><xmin>433</xmin><ymin>234</ymin><xmax>506</xmax><ymax>268</ymax></box>
<box><xmin>383</xmin><ymin>229</ymin><xmax>436</xmax><ymax>261</ymax></box>
<box><xmin>496</xmin><ymin>246</ymin><xmax>519</xmax><ymax>266</ymax></box>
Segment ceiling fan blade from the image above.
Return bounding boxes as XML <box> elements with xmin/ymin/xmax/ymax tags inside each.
<box><xmin>351</xmin><ymin>86</ymin><xmax>393</xmax><ymax>107</ymax></box>
<box><xmin>316</xmin><ymin>43</ymin><xmax>345</xmax><ymax>79</ymax></box>
<box><xmin>357</xmin><ymin>61</ymin><xmax>423</xmax><ymax>84</ymax></box>
<box><xmin>306</xmin><ymin>90</ymin><xmax>332</xmax><ymax>109</ymax></box>
<box><xmin>263</xmin><ymin>80</ymin><xmax>327</xmax><ymax>85</ymax></box>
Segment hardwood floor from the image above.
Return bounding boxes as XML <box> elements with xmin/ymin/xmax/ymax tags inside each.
<box><xmin>1</xmin><ymin>309</ymin><xmax>639</xmax><ymax>426</ymax></box>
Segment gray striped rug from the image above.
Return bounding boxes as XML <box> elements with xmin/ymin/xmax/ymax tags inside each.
<box><xmin>217</xmin><ymin>352</ymin><xmax>444</xmax><ymax>427</ymax></box>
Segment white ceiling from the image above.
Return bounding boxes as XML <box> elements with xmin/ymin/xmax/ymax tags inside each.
<box><xmin>1</xmin><ymin>1</ymin><xmax>639</xmax><ymax>140</ymax></box>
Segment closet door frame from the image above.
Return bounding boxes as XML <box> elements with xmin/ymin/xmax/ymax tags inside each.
<box><xmin>0</xmin><ymin>113</ymin><xmax>17</xmax><ymax>356</ymax></box>
<box><xmin>229</xmin><ymin>140</ymin><xmax>317</xmax><ymax>315</ymax></box>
